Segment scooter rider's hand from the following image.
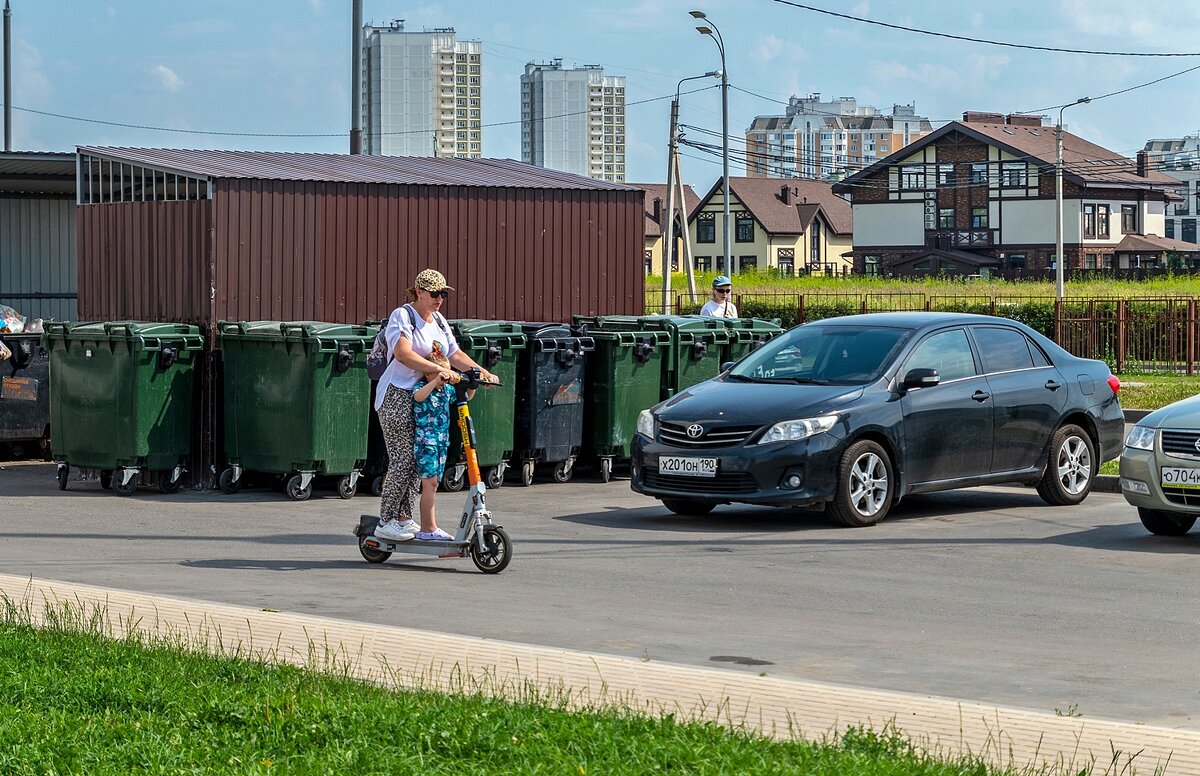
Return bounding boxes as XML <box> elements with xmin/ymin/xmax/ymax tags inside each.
<box><xmin>438</xmin><ymin>370</ymin><xmax>457</xmax><ymax>385</ymax></box>
<box><xmin>478</xmin><ymin>368</ymin><xmax>498</xmax><ymax>385</ymax></box>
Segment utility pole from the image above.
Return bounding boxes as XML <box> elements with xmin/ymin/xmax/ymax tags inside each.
<box><xmin>663</xmin><ymin>98</ymin><xmax>679</xmax><ymax>314</ymax></box>
<box><xmin>350</xmin><ymin>0</ymin><xmax>363</xmax><ymax>153</ymax></box>
<box><xmin>4</xmin><ymin>0</ymin><xmax>12</xmax><ymax>152</ymax></box>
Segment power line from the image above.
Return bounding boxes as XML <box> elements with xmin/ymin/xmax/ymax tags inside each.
<box><xmin>1018</xmin><ymin>63</ymin><xmax>1200</xmax><ymax>114</ymax></box>
<box><xmin>769</xmin><ymin>0</ymin><xmax>1200</xmax><ymax>57</ymax></box>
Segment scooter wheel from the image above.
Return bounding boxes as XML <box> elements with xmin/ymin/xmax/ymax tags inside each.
<box><xmin>553</xmin><ymin>459</ymin><xmax>574</xmax><ymax>483</ymax></box>
<box><xmin>470</xmin><ymin>525</ymin><xmax>512</xmax><ymax>574</ymax></box>
<box><xmin>520</xmin><ymin>461</ymin><xmax>535</xmax><ymax>487</ymax></box>
<box><xmin>158</xmin><ymin>471</ymin><xmax>182</xmax><ymax>494</ymax></box>
<box><xmin>442</xmin><ymin>467</ymin><xmax>466</xmax><ymax>492</ymax></box>
<box><xmin>99</xmin><ymin>469</ymin><xmax>113</xmax><ymax>490</ymax></box>
<box><xmin>370</xmin><ymin>475</ymin><xmax>384</xmax><ymax>497</ymax></box>
<box><xmin>358</xmin><ymin>536</ymin><xmax>391</xmax><ymax>564</ymax></box>
<box><xmin>112</xmin><ymin>472</ymin><xmax>138</xmax><ymax>497</ymax></box>
<box><xmin>485</xmin><ymin>465</ymin><xmax>504</xmax><ymax>489</ymax></box>
<box><xmin>338</xmin><ymin>475</ymin><xmax>356</xmax><ymax>500</ymax></box>
<box><xmin>57</xmin><ymin>464</ymin><xmax>70</xmax><ymax>491</ymax></box>
<box><xmin>219</xmin><ymin>468</ymin><xmax>241</xmax><ymax>495</ymax></box>
<box><xmin>285</xmin><ymin>474</ymin><xmax>312</xmax><ymax>502</ymax></box>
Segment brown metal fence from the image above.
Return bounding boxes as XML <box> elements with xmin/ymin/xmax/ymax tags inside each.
<box><xmin>647</xmin><ymin>291</ymin><xmax>1200</xmax><ymax>374</ymax></box>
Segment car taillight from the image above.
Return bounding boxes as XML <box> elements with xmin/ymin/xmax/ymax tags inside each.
<box><xmin>1107</xmin><ymin>375</ymin><xmax>1121</xmax><ymax>394</ymax></box>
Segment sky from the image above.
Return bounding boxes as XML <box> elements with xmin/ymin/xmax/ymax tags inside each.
<box><xmin>6</xmin><ymin>0</ymin><xmax>1200</xmax><ymax>190</ymax></box>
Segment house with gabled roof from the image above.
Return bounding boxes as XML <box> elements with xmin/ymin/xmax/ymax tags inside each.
<box><xmin>832</xmin><ymin>112</ymin><xmax>1191</xmax><ymax>277</ymax></box>
<box><xmin>687</xmin><ymin>177</ymin><xmax>853</xmax><ymax>275</ymax></box>
<box><xmin>631</xmin><ymin>182</ymin><xmax>700</xmax><ymax>274</ymax></box>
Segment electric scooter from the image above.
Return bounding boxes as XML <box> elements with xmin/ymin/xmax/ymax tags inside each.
<box><xmin>353</xmin><ymin>368</ymin><xmax>512</xmax><ymax>573</ymax></box>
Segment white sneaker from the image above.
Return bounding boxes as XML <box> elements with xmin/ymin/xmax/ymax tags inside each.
<box><xmin>394</xmin><ymin>519</ymin><xmax>420</xmax><ymax>534</ymax></box>
<box><xmin>375</xmin><ymin>519</ymin><xmax>416</xmax><ymax>541</ymax></box>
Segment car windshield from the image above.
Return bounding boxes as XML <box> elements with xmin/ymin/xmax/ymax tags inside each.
<box><xmin>730</xmin><ymin>324</ymin><xmax>912</xmax><ymax>385</ymax></box>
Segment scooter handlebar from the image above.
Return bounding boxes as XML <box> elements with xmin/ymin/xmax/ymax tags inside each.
<box><xmin>454</xmin><ymin>368</ymin><xmax>502</xmax><ymax>390</ymax></box>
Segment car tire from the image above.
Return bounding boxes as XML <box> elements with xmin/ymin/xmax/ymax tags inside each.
<box><xmin>1138</xmin><ymin>507</ymin><xmax>1197</xmax><ymax>536</ymax></box>
<box><xmin>661</xmin><ymin>498</ymin><xmax>715</xmax><ymax>516</ymax></box>
<box><xmin>828</xmin><ymin>439</ymin><xmax>894</xmax><ymax>528</ymax></box>
<box><xmin>1036</xmin><ymin>424</ymin><xmax>1095</xmax><ymax>506</ymax></box>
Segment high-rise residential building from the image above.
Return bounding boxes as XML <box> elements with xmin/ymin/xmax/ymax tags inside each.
<box><xmin>1144</xmin><ymin>135</ymin><xmax>1200</xmax><ymax>244</ymax></box>
<box><xmin>521</xmin><ymin>60</ymin><xmax>626</xmax><ymax>182</ymax></box>
<box><xmin>745</xmin><ymin>93</ymin><xmax>934</xmax><ymax>180</ymax></box>
<box><xmin>361</xmin><ymin>21</ymin><xmax>482</xmax><ymax>158</ymax></box>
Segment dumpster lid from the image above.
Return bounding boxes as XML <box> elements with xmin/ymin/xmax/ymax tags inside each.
<box><xmin>46</xmin><ymin>321</ymin><xmax>202</xmax><ymax>340</ymax></box>
<box><xmin>218</xmin><ymin>320</ymin><xmax>377</xmax><ymax>341</ymax></box>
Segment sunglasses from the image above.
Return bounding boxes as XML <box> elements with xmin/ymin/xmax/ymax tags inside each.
<box><xmin>427</xmin><ymin>290</ymin><xmax>450</xmax><ymax>299</ymax></box>
<box><xmin>715</xmin><ymin>287</ymin><xmax>732</xmax><ymax>294</ymax></box>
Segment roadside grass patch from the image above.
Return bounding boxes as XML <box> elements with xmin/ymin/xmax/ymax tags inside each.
<box><xmin>0</xmin><ymin>595</ymin><xmax>1121</xmax><ymax>775</ymax></box>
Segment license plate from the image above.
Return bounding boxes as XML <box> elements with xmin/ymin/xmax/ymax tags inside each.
<box><xmin>1161</xmin><ymin>467</ymin><xmax>1200</xmax><ymax>489</ymax></box>
<box><xmin>659</xmin><ymin>456</ymin><xmax>717</xmax><ymax>477</ymax></box>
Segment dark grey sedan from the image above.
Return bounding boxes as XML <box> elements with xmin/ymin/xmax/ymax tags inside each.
<box><xmin>631</xmin><ymin>312</ymin><xmax>1124</xmax><ymax>526</ymax></box>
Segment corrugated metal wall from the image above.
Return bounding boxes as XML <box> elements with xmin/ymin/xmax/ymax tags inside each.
<box><xmin>0</xmin><ymin>198</ymin><xmax>77</xmax><ymax>322</ymax></box>
<box><xmin>76</xmin><ymin>200</ymin><xmax>212</xmax><ymax>322</ymax></box>
<box><xmin>209</xmin><ymin>179</ymin><xmax>643</xmax><ymax>324</ymax></box>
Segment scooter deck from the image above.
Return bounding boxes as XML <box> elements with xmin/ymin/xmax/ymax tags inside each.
<box><xmin>355</xmin><ymin>514</ymin><xmax>469</xmax><ymax>556</ymax></box>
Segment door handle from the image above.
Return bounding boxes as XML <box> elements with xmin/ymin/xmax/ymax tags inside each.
<box><xmin>1045</xmin><ymin>379</ymin><xmax>1062</xmax><ymax>391</ymax></box>
<box><xmin>971</xmin><ymin>390</ymin><xmax>991</xmax><ymax>402</ymax></box>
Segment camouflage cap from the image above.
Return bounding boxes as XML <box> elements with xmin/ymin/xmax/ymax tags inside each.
<box><xmin>413</xmin><ymin>268</ymin><xmax>454</xmax><ymax>292</ymax></box>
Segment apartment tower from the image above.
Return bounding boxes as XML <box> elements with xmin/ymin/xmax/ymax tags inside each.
<box><xmin>361</xmin><ymin>21</ymin><xmax>482</xmax><ymax>158</ymax></box>
<box><xmin>521</xmin><ymin>60</ymin><xmax>626</xmax><ymax>182</ymax></box>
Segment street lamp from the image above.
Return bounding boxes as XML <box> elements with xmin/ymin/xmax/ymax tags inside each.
<box><xmin>690</xmin><ymin>10</ymin><xmax>732</xmax><ymax>278</ymax></box>
<box><xmin>1055</xmin><ymin>96</ymin><xmax>1092</xmax><ymax>300</ymax></box>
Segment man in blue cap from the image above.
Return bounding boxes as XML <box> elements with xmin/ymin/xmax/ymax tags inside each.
<box><xmin>700</xmin><ymin>275</ymin><xmax>738</xmax><ymax>318</ymax></box>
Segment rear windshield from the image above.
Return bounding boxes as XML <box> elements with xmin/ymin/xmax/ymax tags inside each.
<box><xmin>731</xmin><ymin>325</ymin><xmax>912</xmax><ymax>385</ymax></box>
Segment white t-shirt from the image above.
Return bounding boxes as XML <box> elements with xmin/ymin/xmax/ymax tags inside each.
<box><xmin>374</xmin><ymin>304</ymin><xmax>459</xmax><ymax>409</ymax></box>
<box><xmin>700</xmin><ymin>299</ymin><xmax>739</xmax><ymax>318</ymax></box>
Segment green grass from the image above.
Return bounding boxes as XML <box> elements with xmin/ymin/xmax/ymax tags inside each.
<box><xmin>0</xmin><ymin>599</ymin><xmax>1073</xmax><ymax>776</ymax></box>
<box><xmin>1119</xmin><ymin>373</ymin><xmax>1200</xmax><ymax>411</ymax></box>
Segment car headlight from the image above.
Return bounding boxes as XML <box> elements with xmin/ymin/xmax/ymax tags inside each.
<box><xmin>756</xmin><ymin>415</ymin><xmax>838</xmax><ymax>445</ymax></box>
<box><xmin>1125</xmin><ymin>425</ymin><xmax>1156</xmax><ymax>451</ymax></box>
<box><xmin>637</xmin><ymin>409</ymin><xmax>656</xmax><ymax>439</ymax></box>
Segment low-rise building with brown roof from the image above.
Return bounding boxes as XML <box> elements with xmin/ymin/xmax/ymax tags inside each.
<box><xmin>630</xmin><ymin>182</ymin><xmax>700</xmax><ymax>274</ymax></box>
<box><xmin>833</xmin><ymin>113</ymin><xmax>1186</xmax><ymax>277</ymax></box>
<box><xmin>687</xmin><ymin>177</ymin><xmax>853</xmax><ymax>275</ymax></box>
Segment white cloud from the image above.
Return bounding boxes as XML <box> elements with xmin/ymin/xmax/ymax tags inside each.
<box><xmin>106</xmin><ymin>6</ymin><xmax>116</xmax><ymax>21</ymax></box>
<box><xmin>152</xmin><ymin>65</ymin><xmax>185</xmax><ymax>93</ymax></box>
<box><xmin>851</xmin><ymin>2</ymin><xmax>870</xmax><ymax>16</ymax></box>
<box><xmin>752</xmin><ymin>34</ymin><xmax>783</xmax><ymax>64</ymax></box>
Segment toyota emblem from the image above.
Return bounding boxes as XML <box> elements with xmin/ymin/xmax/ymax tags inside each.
<box><xmin>686</xmin><ymin>423</ymin><xmax>704</xmax><ymax>438</ymax></box>
<box><xmin>1194</xmin><ymin>437</ymin><xmax>1200</xmax><ymax>454</ymax></box>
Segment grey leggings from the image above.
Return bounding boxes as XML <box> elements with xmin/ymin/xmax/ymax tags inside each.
<box><xmin>379</xmin><ymin>384</ymin><xmax>420</xmax><ymax>523</ymax></box>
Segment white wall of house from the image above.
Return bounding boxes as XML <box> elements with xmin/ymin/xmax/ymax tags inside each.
<box><xmin>1144</xmin><ymin>200</ymin><xmax>1166</xmax><ymax>236</ymax></box>
<box><xmin>851</xmin><ymin>202</ymin><xmax>924</xmax><ymax>246</ymax></box>
<box><xmin>999</xmin><ymin>199</ymin><xmax>1059</xmax><ymax>244</ymax></box>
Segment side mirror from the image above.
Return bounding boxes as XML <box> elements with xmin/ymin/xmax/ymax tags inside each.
<box><xmin>902</xmin><ymin>367</ymin><xmax>939</xmax><ymax>390</ymax></box>
<box><xmin>720</xmin><ymin>361</ymin><xmax>735</xmax><ymax>373</ymax></box>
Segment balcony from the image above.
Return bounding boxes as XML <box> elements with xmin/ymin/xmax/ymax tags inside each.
<box><xmin>931</xmin><ymin>230</ymin><xmax>995</xmax><ymax>249</ymax></box>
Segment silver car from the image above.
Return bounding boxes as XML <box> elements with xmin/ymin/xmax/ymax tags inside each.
<box><xmin>1120</xmin><ymin>394</ymin><xmax>1200</xmax><ymax>535</ymax></box>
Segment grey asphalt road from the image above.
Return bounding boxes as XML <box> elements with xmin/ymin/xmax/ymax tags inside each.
<box><xmin>1</xmin><ymin>459</ymin><xmax>1196</xmax><ymax>729</ymax></box>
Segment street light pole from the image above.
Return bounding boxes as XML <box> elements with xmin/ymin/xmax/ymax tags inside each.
<box><xmin>691</xmin><ymin>11</ymin><xmax>731</xmax><ymax>278</ymax></box>
<box><xmin>1055</xmin><ymin>97</ymin><xmax>1091</xmax><ymax>300</ymax></box>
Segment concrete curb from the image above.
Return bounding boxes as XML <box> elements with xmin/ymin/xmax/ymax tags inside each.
<box><xmin>0</xmin><ymin>572</ymin><xmax>1194</xmax><ymax>774</ymax></box>
<box><xmin>1125</xmin><ymin>409</ymin><xmax>1152</xmax><ymax>423</ymax></box>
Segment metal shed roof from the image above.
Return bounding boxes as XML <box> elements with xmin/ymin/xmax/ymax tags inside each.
<box><xmin>77</xmin><ymin>147</ymin><xmax>638</xmax><ymax>191</ymax></box>
<box><xmin>0</xmin><ymin>151</ymin><xmax>76</xmax><ymax>196</ymax></box>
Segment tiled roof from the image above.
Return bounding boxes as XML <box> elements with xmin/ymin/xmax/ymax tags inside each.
<box><xmin>630</xmin><ymin>183</ymin><xmax>700</xmax><ymax>238</ymax></box>
<box><xmin>696</xmin><ymin>177</ymin><xmax>852</xmax><ymax>235</ymax></box>
<box><xmin>76</xmin><ymin>147</ymin><xmax>638</xmax><ymax>191</ymax></box>
<box><xmin>1114</xmin><ymin>233</ymin><xmax>1200</xmax><ymax>253</ymax></box>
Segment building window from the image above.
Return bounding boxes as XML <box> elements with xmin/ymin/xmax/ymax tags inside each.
<box><xmin>1000</xmin><ymin>162</ymin><xmax>1026</xmax><ymax>187</ymax></box>
<box><xmin>739</xmin><ymin>255</ymin><xmax>757</xmax><ymax>271</ymax></box>
<box><xmin>777</xmin><ymin>248</ymin><xmax>794</xmax><ymax>275</ymax></box>
<box><xmin>969</xmin><ymin>163</ymin><xmax>988</xmax><ymax>185</ymax></box>
<box><xmin>697</xmin><ymin>213</ymin><xmax>716</xmax><ymax>243</ymax></box>
<box><xmin>864</xmin><ymin>254</ymin><xmax>880</xmax><ymax>277</ymax></box>
<box><xmin>936</xmin><ymin>164</ymin><xmax>954</xmax><ymax>187</ymax></box>
<box><xmin>1007</xmin><ymin>253</ymin><xmax>1027</xmax><ymax>271</ymax></box>
<box><xmin>900</xmin><ymin>165</ymin><xmax>924</xmax><ymax>189</ymax></box>
<box><xmin>1184</xmin><ymin>219</ymin><xmax>1198</xmax><ymax>244</ymax></box>
<box><xmin>1084</xmin><ymin>253</ymin><xmax>1098</xmax><ymax>269</ymax></box>
<box><xmin>1102</xmin><ymin>253</ymin><xmax>1114</xmax><ymax>269</ymax></box>
<box><xmin>645</xmin><ymin>250</ymin><xmax>653</xmax><ymax>274</ymax></box>
<box><xmin>1122</xmin><ymin>205</ymin><xmax>1137</xmax><ymax>234</ymax></box>
<box><xmin>735</xmin><ymin>213</ymin><xmax>755</xmax><ymax>242</ymax></box>
<box><xmin>1167</xmin><ymin>219</ymin><xmax>1176</xmax><ymax>239</ymax></box>
<box><xmin>694</xmin><ymin>255</ymin><xmax>712</xmax><ymax>272</ymax></box>
<box><xmin>1097</xmin><ymin>204</ymin><xmax>1110</xmax><ymax>238</ymax></box>
<box><xmin>810</xmin><ymin>220</ymin><xmax>822</xmax><ymax>264</ymax></box>
<box><xmin>1082</xmin><ymin>204</ymin><xmax>1096</xmax><ymax>239</ymax></box>
<box><xmin>971</xmin><ymin>207</ymin><xmax>988</xmax><ymax>229</ymax></box>
<box><xmin>938</xmin><ymin>208</ymin><xmax>954</xmax><ymax>229</ymax></box>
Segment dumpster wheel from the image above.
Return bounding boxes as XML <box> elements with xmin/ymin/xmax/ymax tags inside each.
<box><xmin>112</xmin><ymin>473</ymin><xmax>138</xmax><ymax>497</ymax></box>
<box><xmin>57</xmin><ymin>464</ymin><xmax>70</xmax><ymax>491</ymax></box>
<box><xmin>285</xmin><ymin>474</ymin><xmax>313</xmax><ymax>501</ymax></box>
<box><xmin>337</xmin><ymin>476</ymin><xmax>357</xmax><ymax>500</ymax></box>
<box><xmin>553</xmin><ymin>458</ymin><xmax>575</xmax><ymax>484</ymax></box>
<box><xmin>485</xmin><ymin>465</ymin><xmax>505</xmax><ymax>489</ymax></box>
<box><xmin>219</xmin><ymin>468</ymin><xmax>241</xmax><ymax>495</ymax></box>
<box><xmin>370</xmin><ymin>475</ymin><xmax>384</xmax><ymax>497</ymax></box>
<box><xmin>520</xmin><ymin>460</ymin><xmax>535</xmax><ymax>487</ymax></box>
<box><xmin>599</xmin><ymin>458</ymin><xmax>613</xmax><ymax>483</ymax></box>
<box><xmin>442</xmin><ymin>466</ymin><xmax>466</xmax><ymax>492</ymax></box>
<box><xmin>158</xmin><ymin>472</ymin><xmax>182</xmax><ymax>494</ymax></box>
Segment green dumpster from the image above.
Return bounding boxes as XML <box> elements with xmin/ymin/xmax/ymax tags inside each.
<box><xmin>722</xmin><ymin>318</ymin><xmax>785</xmax><ymax>365</ymax></box>
<box><xmin>572</xmin><ymin>315</ymin><xmax>671</xmax><ymax>482</ymax></box>
<box><xmin>638</xmin><ymin>315</ymin><xmax>731</xmax><ymax>399</ymax></box>
<box><xmin>443</xmin><ymin>320</ymin><xmax>526</xmax><ymax>490</ymax></box>
<box><xmin>44</xmin><ymin>321</ymin><xmax>203</xmax><ymax>496</ymax></box>
<box><xmin>217</xmin><ymin>321</ymin><xmax>376</xmax><ymax>501</ymax></box>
